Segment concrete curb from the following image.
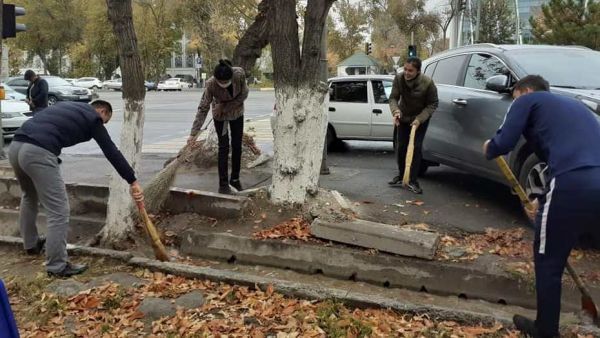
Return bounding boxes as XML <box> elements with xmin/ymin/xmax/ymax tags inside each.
<box><xmin>2</xmin><ymin>235</ymin><xmax>598</xmax><ymax>335</ymax></box>
<box><xmin>179</xmin><ymin>230</ymin><xmax>595</xmax><ymax>312</ymax></box>
<box><xmin>0</xmin><ymin>235</ymin><xmax>507</xmax><ymax>326</ymax></box>
<box><xmin>0</xmin><ymin>177</ymin><xmax>247</xmax><ymax>219</ymax></box>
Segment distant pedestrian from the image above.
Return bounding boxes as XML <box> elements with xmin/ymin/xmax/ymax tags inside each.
<box><xmin>188</xmin><ymin>59</ymin><xmax>249</xmax><ymax>195</ymax></box>
<box><xmin>24</xmin><ymin>70</ymin><xmax>49</xmax><ymax>113</ymax></box>
<box><xmin>9</xmin><ymin>100</ymin><xmax>144</xmax><ymax>278</ymax></box>
<box><xmin>484</xmin><ymin>75</ymin><xmax>600</xmax><ymax>338</ymax></box>
<box><xmin>388</xmin><ymin>57</ymin><xmax>438</xmax><ymax>194</ymax></box>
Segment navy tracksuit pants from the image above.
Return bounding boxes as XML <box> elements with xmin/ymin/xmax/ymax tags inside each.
<box><xmin>533</xmin><ymin>166</ymin><xmax>600</xmax><ymax>337</ymax></box>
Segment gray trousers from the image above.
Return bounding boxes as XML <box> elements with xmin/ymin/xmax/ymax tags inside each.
<box><xmin>8</xmin><ymin>141</ymin><xmax>69</xmax><ymax>273</ymax></box>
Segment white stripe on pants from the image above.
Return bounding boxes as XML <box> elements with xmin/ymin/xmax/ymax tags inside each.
<box><xmin>539</xmin><ymin>178</ymin><xmax>556</xmax><ymax>254</ymax></box>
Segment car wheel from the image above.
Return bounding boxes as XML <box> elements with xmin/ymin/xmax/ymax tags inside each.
<box><xmin>518</xmin><ymin>153</ymin><xmax>548</xmax><ymax>200</ymax></box>
<box><xmin>48</xmin><ymin>95</ymin><xmax>58</xmax><ymax>106</ymax></box>
<box><xmin>326</xmin><ymin>125</ymin><xmax>337</xmax><ymax>149</ymax></box>
<box><xmin>92</xmin><ymin>85</ymin><xmax>99</xmax><ymax>90</ymax></box>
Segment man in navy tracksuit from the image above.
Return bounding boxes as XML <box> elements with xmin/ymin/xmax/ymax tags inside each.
<box><xmin>484</xmin><ymin>75</ymin><xmax>600</xmax><ymax>337</ymax></box>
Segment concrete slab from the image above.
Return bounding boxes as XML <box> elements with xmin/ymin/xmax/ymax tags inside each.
<box><xmin>311</xmin><ymin>218</ymin><xmax>439</xmax><ymax>260</ymax></box>
<box><xmin>0</xmin><ymin>177</ymin><xmax>247</xmax><ymax>219</ymax></box>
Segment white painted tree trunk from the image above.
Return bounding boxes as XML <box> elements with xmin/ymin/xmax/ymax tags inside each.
<box><xmin>270</xmin><ymin>86</ymin><xmax>328</xmax><ymax>204</ymax></box>
<box><xmin>101</xmin><ymin>99</ymin><xmax>144</xmax><ymax>243</ymax></box>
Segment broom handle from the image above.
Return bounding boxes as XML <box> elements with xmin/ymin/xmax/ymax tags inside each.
<box><xmin>403</xmin><ymin>125</ymin><xmax>418</xmax><ymax>186</ymax></box>
<box><xmin>136</xmin><ymin>200</ymin><xmax>170</xmax><ymax>262</ymax></box>
<box><xmin>494</xmin><ymin>156</ymin><xmax>593</xmax><ymax>299</ymax></box>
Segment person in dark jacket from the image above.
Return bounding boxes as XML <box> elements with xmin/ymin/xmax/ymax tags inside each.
<box><xmin>388</xmin><ymin>57</ymin><xmax>439</xmax><ymax>194</ymax></box>
<box><xmin>484</xmin><ymin>75</ymin><xmax>600</xmax><ymax>338</ymax></box>
<box><xmin>24</xmin><ymin>70</ymin><xmax>49</xmax><ymax>113</ymax></box>
<box><xmin>188</xmin><ymin>59</ymin><xmax>249</xmax><ymax>195</ymax></box>
<box><xmin>8</xmin><ymin>100</ymin><xmax>144</xmax><ymax>278</ymax></box>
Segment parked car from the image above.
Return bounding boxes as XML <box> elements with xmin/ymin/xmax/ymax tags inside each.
<box><xmin>1</xmin><ymin>99</ymin><xmax>32</xmax><ymax>139</ymax></box>
<box><xmin>418</xmin><ymin>44</ymin><xmax>600</xmax><ymax>197</ymax></box>
<box><xmin>6</xmin><ymin>76</ymin><xmax>93</xmax><ymax>105</ymax></box>
<box><xmin>63</xmin><ymin>78</ymin><xmax>76</xmax><ymax>85</ymax></box>
<box><xmin>174</xmin><ymin>74</ymin><xmax>194</xmax><ymax>88</ymax></box>
<box><xmin>74</xmin><ymin>77</ymin><xmax>103</xmax><ymax>89</ymax></box>
<box><xmin>157</xmin><ymin>78</ymin><xmax>184</xmax><ymax>91</ymax></box>
<box><xmin>144</xmin><ymin>80</ymin><xmax>158</xmax><ymax>91</ymax></box>
<box><xmin>2</xmin><ymin>83</ymin><xmax>27</xmax><ymax>101</ymax></box>
<box><xmin>103</xmin><ymin>79</ymin><xmax>122</xmax><ymax>91</ymax></box>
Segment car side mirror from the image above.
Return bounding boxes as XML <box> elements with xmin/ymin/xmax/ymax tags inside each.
<box><xmin>485</xmin><ymin>75</ymin><xmax>510</xmax><ymax>93</ymax></box>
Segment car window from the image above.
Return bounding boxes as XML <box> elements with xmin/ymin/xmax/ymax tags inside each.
<box><xmin>424</xmin><ymin>62</ymin><xmax>437</xmax><ymax>78</ymax></box>
<box><xmin>330</xmin><ymin>81</ymin><xmax>368</xmax><ymax>103</ymax></box>
<box><xmin>372</xmin><ymin>80</ymin><xmax>393</xmax><ymax>104</ymax></box>
<box><xmin>463</xmin><ymin>54</ymin><xmax>507</xmax><ymax>90</ymax></box>
<box><xmin>431</xmin><ymin>55</ymin><xmax>467</xmax><ymax>86</ymax></box>
<box><xmin>8</xmin><ymin>79</ymin><xmax>27</xmax><ymax>87</ymax></box>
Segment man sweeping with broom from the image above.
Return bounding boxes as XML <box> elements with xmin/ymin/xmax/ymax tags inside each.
<box><xmin>484</xmin><ymin>75</ymin><xmax>600</xmax><ymax>337</ymax></box>
<box><xmin>388</xmin><ymin>57</ymin><xmax>438</xmax><ymax>194</ymax></box>
<box><xmin>188</xmin><ymin>59</ymin><xmax>249</xmax><ymax>195</ymax></box>
<box><xmin>9</xmin><ymin>100</ymin><xmax>144</xmax><ymax>278</ymax></box>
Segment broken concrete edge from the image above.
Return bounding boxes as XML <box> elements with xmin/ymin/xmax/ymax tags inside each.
<box><xmin>0</xmin><ymin>177</ymin><xmax>248</xmax><ymax>219</ymax></box>
<box><xmin>329</xmin><ymin>190</ymin><xmax>357</xmax><ymax>214</ymax></box>
<box><xmin>0</xmin><ymin>235</ymin><xmax>507</xmax><ymax>327</ymax></box>
<box><xmin>310</xmin><ymin>218</ymin><xmax>440</xmax><ymax>260</ymax></box>
<box><xmin>0</xmin><ymin>236</ymin><xmax>597</xmax><ymax>336</ymax></box>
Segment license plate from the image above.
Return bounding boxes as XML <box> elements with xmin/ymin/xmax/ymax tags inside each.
<box><xmin>79</xmin><ymin>95</ymin><xmax>88</xmax><ymax>99</ymax></box>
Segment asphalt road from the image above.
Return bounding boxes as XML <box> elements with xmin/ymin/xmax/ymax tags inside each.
<box><xmin>1</xmin><ymin>89</ymin><xmax>528</xmax><ymax>233</ymax></box>
<box><xmin>63</xmin><ymin>88</ymin><xmax>276</xmax><ymax>154</ymax></box>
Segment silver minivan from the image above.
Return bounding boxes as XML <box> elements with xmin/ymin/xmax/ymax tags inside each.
<box><xmin>326</xmin><ymin>75</ymin><xmax>395</xmax><ymax>146</ymax></box>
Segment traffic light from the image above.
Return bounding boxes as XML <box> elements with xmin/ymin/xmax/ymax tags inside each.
<box><xmin>365</xmin><ymin>42</ymin><xmax>372</xmax><ymax>55</ymax></box>
<box><xmin>3</xmin><ymin>4</ymin><xmax>26</xmax><ymax>39</ymax></box>
<box><xmin>459</xmin><ymin>0</ymin><xmax>467</xmax><ymax>11</ymax></box>
<box><xmin>408</xmin><ymin>45</ymin><xmax>417</xmax><ymax>58</ymax></box>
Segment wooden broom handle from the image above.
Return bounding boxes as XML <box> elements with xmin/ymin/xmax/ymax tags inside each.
<box><xmin>403</xmin><ymin>125</ymin><xmax>418</xmax><ymax>186</ymax></box>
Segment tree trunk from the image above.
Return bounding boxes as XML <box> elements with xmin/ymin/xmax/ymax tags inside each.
<box><xmin>100</xmin><ymin>0</ymin><xmax>146</xmax><ymax>246</ymax></box>
<box><xmin>268</xmin><ymin>0</ymin><xmax>334</xmax><ymax>204</ymax></box>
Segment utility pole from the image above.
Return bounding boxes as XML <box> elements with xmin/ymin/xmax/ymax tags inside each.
<box><xmin>514</xmin><ymin>0</ymin><xmax>522</xmax><ymax>44</ymax></box>
<box><xmin>0</xmin><ymin>0</ymin><xmax>5</xmax><ymax>160</ymax></box>
<box><xmin>320</xmin><ymin>23</ymin><xmax>329</xmax><ymax>175</ymax></box>
<box><xmin>475</xmin><ymin>0</ymin><xmax>481</xmax><ymax>43</ymax></box>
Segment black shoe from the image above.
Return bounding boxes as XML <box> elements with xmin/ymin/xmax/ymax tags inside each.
<box><xmin>405</xmin><ymin>181</ymin><xmax>423</xmax><ymax>194</ymax></box>
<box><xmin>229</xmin><ymin>179</ymin><xmax>243</xmax><ymax>191</ymax></box>
<box><xmin>388</xmin><ymin>175</ymin><xmax>403</xmax><ymax>185</ymax></box>
<box><xmin>47</xmin><ymin>262</ymin><xmax>88</xmax><ymax>278</ymax></box>
<box><xmin>218</xmin><ymin>185</ymin><xmax>233</xmax><ymax>195</ymax></box>
<box><xmin>512</xmin><ymin>314</ymin><xmax>557</xmax><ymax>338</ymax></box>
<box><xmin>26</xmin><ymin>237</ymin><xmax>46</xmax><ymax>255</ymax></box>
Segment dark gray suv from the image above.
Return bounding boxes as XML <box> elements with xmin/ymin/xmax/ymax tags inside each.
<box><xmin>420</xmin><ymin>44</ymin><xmax>600</xmax><ymax>198</ymax></box>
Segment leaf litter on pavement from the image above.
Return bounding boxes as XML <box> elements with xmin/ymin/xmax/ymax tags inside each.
<box><xmin>7</xmin><ymin>269</ymin><xmax>522</xmax><ymax>337</ymax></box>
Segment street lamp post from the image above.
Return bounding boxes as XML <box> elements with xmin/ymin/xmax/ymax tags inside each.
<box><xmin>514</xmin><ymin>0</ymin><xmax>522</xmax><ymax>44</ymax></box>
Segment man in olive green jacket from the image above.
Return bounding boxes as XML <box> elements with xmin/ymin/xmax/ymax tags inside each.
<box><xmin>388</xmin><ymin>57</ymin><xmax>439</xmax><ymax>194</ymax></box>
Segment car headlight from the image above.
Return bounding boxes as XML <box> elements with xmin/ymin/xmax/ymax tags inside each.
<box><xmin>581</xmin><ymin>98</ymin><xmax>599</xmax><ymax>113</ymax></box>
<box><xmin>57</xmin><ymin>90</ymin><xmax>71</xmax><ymax>95</ymax></box>
<box><xmin>1</xmin><ymin>111</ymin><xmax>23</xmax><ymax>118</ymax></box>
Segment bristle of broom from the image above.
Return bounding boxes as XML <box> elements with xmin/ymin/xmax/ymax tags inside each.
<box><xmin>143</xmin><ymin>159</ymin><xmax>182</xmax><ymax>213</ymax></box>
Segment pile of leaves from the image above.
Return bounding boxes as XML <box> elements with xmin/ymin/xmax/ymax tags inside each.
<box><xmin>10</xmin><ymin>271</ymin><xmax>519</xmax><ymax>337</ymax></box>
<box><xmin>253</xmin><ymin>218</ymin><xmax>315</xmax><ymax>242</ymax></box>
<box><xmin>438</xmin><ymin>228</ymin><xmax>532</xmax><ymax>261</ymax></box>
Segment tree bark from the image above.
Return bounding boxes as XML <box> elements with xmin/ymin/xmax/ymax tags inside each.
<box><xmin>100</xmin><ymin>0</ymin><xmax>146</xmax><ymax>245</ymax></box>
<box><xmin>232</xmin><ymin>0</ymin><xmax>271</xmax><ymax>75</ymax></box>
<box><xmin>269</xmin><ymin>0</ymin><xmax>335</xmax><ymax>204</ymax></box>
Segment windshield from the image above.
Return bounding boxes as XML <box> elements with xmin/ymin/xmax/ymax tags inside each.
<box><xmin>507</xmin><ymin>48</ymin><xmax>600</xmax><ymax>89</ymax></box>
<box><xmin>44</xmin><ymin>77</ymin><xmax>72</xmax><ymax>86</ymax></box>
